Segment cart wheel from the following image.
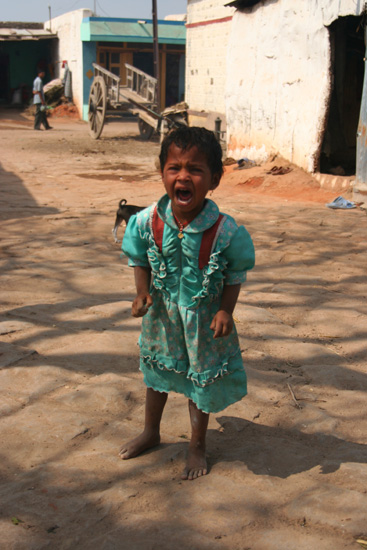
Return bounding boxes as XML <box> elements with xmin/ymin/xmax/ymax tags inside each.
<box><xmin>88</xmin><ymin>76</ymin><xmax>106</xmax><ymax>139</ymax></box>
<box><xmin>138</xmin><ymin>118</ymin><xmax>154</xmax><ymax>141</ymax></box>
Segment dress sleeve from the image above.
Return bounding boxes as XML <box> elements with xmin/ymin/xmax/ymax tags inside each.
<box><xmin>121</xmin><ymin>211</ymin><xmax>151</xmax><ymax>268</ymax></box>
<box><xmin>222</xmin><ymin>224</ymin><xmax>255</xmax><ymax>285</ymax></box>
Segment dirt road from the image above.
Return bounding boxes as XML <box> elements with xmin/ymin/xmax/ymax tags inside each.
<box><xmin>1</xmin><ymin>110</ymin><xmax>367</xmax><ymax>550</ymax></box>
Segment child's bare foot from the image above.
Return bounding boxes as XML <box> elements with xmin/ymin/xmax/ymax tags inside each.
<box><xmin>119</xmin><ymin>430</ymin><xmax>160</xmax><ymax>460</ymax></box>
<box><xmin>181</xmin><ymin>443</ymin><xmax>207</xmax><ymax>480</ymax></box>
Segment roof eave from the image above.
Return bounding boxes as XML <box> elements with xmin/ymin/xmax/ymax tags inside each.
<box><xmin>85</xmin><ymin>35</ymin><xmax>185</xmax><ymax>44</ymax></box>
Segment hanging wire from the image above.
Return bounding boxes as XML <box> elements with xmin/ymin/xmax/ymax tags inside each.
<box><xmin>52</xmin><ymin>0</ymin><xmax>85</xmax><ymax>16</ymax></box>
<box><xmin>96</xmin><ymin>0</ymin><xmax>112</xmax><ymax>17</ymax></box>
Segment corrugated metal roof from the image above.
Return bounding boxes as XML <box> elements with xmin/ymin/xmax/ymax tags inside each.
<box><xmin>0</xmin><ymin>27</ymin><xmax>57</xmax><ymax>40</ymax></box>
<box><xmin>81</xmin><ymin>17</ymin><xmax>186</xmax><ymax>44</ymax></box>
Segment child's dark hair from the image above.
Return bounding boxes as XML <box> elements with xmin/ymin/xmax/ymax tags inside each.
<box><xmin>159</xmin><ymin>126</ymin><xmax>223</xmax><ymax>177</ymax></box>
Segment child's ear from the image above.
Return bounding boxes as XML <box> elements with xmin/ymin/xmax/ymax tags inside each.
<box><xmin>211</xmin><ymin>173</ymin><xmax>221</xmax><ymax>190</ymax></box>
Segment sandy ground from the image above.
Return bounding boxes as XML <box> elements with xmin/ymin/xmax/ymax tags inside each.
<box><xmin>1</xmin><ymin>109</ymin><xmax>367</xmax><ymax>550</ymax></box>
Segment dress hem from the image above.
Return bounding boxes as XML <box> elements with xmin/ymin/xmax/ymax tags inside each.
<box><xmin>139</xmin><ymin>352</ymin><xmax>248</xmax><ymax>414</ymax></box>
<box><xmin>141</xmin><ymin>374</ymin><xmax>247</xmax><ymax>414</ymax></box>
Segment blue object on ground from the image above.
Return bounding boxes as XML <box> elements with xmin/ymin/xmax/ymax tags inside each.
<box><xmin>237</xmin><ymin>158</ymin><xmax>256</xmax><ymax>170</ymax></box>
<box><xmin>326</xmin><ymin>196</ymin><xmax>356</xmax><ymax>209</ymax></box>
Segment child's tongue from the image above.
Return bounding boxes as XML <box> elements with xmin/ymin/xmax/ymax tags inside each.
<box><xmin>176</xmin><ymin>189</ymin><xmax>192</xmax><ymax>204</ymax></box>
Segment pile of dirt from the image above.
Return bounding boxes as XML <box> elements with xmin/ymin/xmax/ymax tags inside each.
<box><xmin>223</xmin><ymin>156</ymin><xmax>352</xmax><ymax>203</ymax></box>
<box><xmin>48</xmin><ymin>104</ymin><xmax>80</xmax><ymax>119</ymax></box>
<box><xmin>21</xmin><ymin>102</ymin><xmax>79</xmax><ymax>120</ymax></box>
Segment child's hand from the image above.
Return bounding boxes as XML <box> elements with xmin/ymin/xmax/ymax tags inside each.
<box><xmin>132</xmin><ymin>293</ymin><xmax>153</xmax><ymax>317</ymax></box>
<box><xmin>210</xmin><ymin>310</ymin><xmax>234</xmax><ymax>339</ymax></box>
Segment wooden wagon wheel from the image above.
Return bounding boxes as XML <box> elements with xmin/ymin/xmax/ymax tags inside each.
<box><xmin>138</xmin><ymin>118</ymin><xmax>154</xmax><ymax>140</ymax></box>
<box><xmin>88</xmin><ymin>76</ymin><xmax>106</xmax><ymax>139</ymax></box>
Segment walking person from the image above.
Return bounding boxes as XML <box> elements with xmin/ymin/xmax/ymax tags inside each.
<box><xmin>33</xmin><ymin>70</ymin><xmax>52</xmax><ymax>131</ymax></box>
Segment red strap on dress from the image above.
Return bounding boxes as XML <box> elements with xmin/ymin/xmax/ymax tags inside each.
<box><xmin>152</xmin><ymin>206</ymin><xmax>165</xmax><ymax>252</ymax></box>
<box><xmin>152</xmin><ymin>206</ymin><xmax>224</xmax><ymax>269</ymax></box>
<box><xmin>198</xmin><ymin>214</ymin><xmax>223</xmax><ymax>269</ymax></box>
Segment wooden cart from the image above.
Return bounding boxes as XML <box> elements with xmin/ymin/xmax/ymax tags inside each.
<box><xmin>88</xmin><ymin>63</ymin><xmax>187</xmax><ymax>140</ymax></box>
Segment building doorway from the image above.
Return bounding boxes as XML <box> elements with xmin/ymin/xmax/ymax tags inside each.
<box><xmin>320</xmin><ymin>15</ymin><xmax>365</xmax><ymax>175</ymax></box>
<box><xmin>0</xmin><ymin>53</ymin><xmax>10</xmax><ymax>103</ymax></box>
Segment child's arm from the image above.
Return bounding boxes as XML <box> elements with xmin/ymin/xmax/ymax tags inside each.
<box><xmin>210</xmin><ymin>284</ymin><xmax>241</xmax><ymax>339</ymax></box>
<box><xmin>131</xmin><ymin>266</ymin><xmax>153</xmax><ymax>317</ymax></box>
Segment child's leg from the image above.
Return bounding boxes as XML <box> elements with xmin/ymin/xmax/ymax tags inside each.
<box><xmin>119</xmin><ymin>387</ymin><xmax>168</xmax><ymax>459</ymax></box>
<box><xmin>181</xmin><ymin>400</ymin><xmax>209</xmax><ymax>480</ymax></box>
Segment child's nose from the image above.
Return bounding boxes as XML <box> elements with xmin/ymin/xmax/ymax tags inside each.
<box><xmin>177</xmin><ymin>167</ymin><xmax>190</xmax><ymax>180</ymax></box>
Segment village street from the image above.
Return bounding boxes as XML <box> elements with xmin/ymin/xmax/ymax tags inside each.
<box><xmin>0</xmin><ymin>110</ymin><xmax>367</xmax><ymax>550</ymax></box>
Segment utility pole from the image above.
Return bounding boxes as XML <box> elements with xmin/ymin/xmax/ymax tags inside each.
<box><xmin>152</xmin><ymin>0</ymin><xmax>160</xmax><ymax>111</ymax></box>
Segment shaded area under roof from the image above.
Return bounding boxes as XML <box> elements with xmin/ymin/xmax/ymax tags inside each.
<box><xmin>225</xmin><ymin>0</ymin><xmax>269</xmax><ymax>8</ymax></box>
<box><xmin>81</xmin><ymin>17</ymin><xmax>186</xmax><ymax>44</ymax></box>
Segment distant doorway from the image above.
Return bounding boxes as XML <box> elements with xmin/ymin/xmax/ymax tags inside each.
<box><xmin>0</xmin><ymin>53</ymin><xmax>10</xmax><ymax>103</ymax></box>
<box><xmin>320</xmin><ymin>16</ymin><xmax>365</xmax><ymax>175</ymax></box>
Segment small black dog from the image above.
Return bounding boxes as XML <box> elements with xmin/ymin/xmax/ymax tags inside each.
<box><xmin>112</xmin><ymin>199</ymin><xmax>146</xmax><ymax>242</ymax></box>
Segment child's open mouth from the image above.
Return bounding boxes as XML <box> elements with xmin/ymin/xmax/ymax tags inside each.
<box><xmin>175</xmin><ymin>189</ymin><xmax>193</xmax><ymax>205</ymax></box>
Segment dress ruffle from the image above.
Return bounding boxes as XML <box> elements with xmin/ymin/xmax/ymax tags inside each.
<box><xmin>141</xmin><ymin>347</ymin><xmax>242</xmax><ymax>387</ymax></box>
<box><xmin>140</xmin><ymin>348</ymin><xmax>247</xmax><ymax>414</ymax></box>
<box><xmin>192</xmin><ymin>250</ymin><xmax>227</xmax><ymax>305</ymax></box>
<box><xmin>188</xmin><ymin>354</ymin><xmax>236</xmax><ymax>387</ymax></box>
<box><xmin>147</xmin><ymin>244</ymin><xmax>167</xmax><ymax>292</ymax></box>
<box><xmin>140</xmin><ymin>350</ymin><xmax>188</xmax><ymax>376</ymax></box>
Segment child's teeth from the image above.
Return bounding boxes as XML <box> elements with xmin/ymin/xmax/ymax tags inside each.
<box><xmin>178</xmin><ymin>191</ymin><xmax>191</xmax><ymax>204</ymax></box>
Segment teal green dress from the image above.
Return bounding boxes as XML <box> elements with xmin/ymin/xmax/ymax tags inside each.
<box><xmin>121</xmin><ymin>194</ymin><xmax>255</xmax><ymax>413</ymax></box>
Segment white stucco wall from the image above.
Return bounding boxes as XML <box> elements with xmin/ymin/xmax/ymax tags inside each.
<box><xmin>185</xmin><ymin>0</ymin><xmax>235</xmax><ymax>115</ymax></box>
<box><xmin>226</xmin><ymin>0</ymin><xmax>364</xmax><ymax>171</ymax></box>
<box><xmin>45</xmin><ymin>9</ymin><xmax>93</xmax><ymax>117</ymax></box>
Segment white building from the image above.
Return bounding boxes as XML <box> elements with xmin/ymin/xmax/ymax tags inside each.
<box><xmin>186</xmin><ymin>0</ymin><xmax>366</xmax><ymax>175</ymax></box>
<box><xmin>46</xmin><ymin>9</ymin><xmax>92</xmax><ymax>117</ymax></box>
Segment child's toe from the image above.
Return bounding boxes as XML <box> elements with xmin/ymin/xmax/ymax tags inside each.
<box><xmin>118</xmin><ymin>447</ymin><xmax>130</xmax><ymax>459</ymax></box>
